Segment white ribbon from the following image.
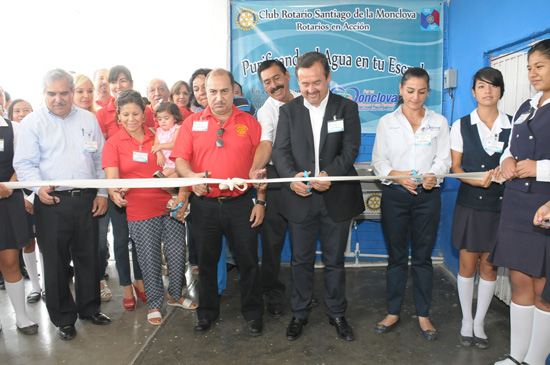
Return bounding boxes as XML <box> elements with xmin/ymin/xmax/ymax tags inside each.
<box><xmin>2</xmin><ymin>172</ymin><xmax>490</xmax><ymax>191</ymax></box>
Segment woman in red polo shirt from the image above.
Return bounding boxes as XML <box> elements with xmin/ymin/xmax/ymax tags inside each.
<box><xmin>169</xmin><ymin>80</ymin><xmax>193</xmax><ymax>122</ymax></box>
<box><xmin>102</xmin><ymin>90</ymin><xmax>196</xmax><ymax>325</ymax></box>
<box><xmin>96</xmin><ymin>65</ymin><xmax>146</xmax><ymax>311</ymax></box>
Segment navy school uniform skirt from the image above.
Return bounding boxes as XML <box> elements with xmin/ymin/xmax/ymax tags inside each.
<box><xmin>452</xmin><ymin>204</ymin><xmax>501</xmax><ymax>252</ymax></box>
<box><xmin>489</xmin><ymin>188</ymin><xmax>550</xmax><ymax>278</ymax></box>
<box><xmin>0</xmin><ymin>190</ymin><xmax>29</xmax><ymax>251</ymax></box>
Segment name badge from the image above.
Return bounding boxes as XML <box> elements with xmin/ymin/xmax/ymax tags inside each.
<box><xmin>415</xmin><ymin>132</ymin><xmax>432</xmax><ymax>146</ymax></box>
<box><xmin>327</xmin><ymin>119</ymin><xmax>344</xmax><ymax>133</ymax></box>
<box><xmin>485</xmin><ymin>139</ymin><xmax>504</xmax><ymax>153</ymax></box>
<box><xmin>83</xmin><ymin>140</ymin><xmax>98</xmax><ymax>152</ymax></box>
<box><xmin>133</xmin><ymin>151</ymin><xmax>148</xmax><ymax>163</ymax></box>
<box><xmin>514</xmin><ymin>112</ymin><xmax>531</xmax><ymax>125</ymax></box>
<box><xmin>0</xmin><ymin>139</ymin><xmax>4</xmax><ymax>152</ymax></box>
<box><xmin>192</xmin><ymin>121</ymin><xmax>208</xmax><ymax>131</ymax></box>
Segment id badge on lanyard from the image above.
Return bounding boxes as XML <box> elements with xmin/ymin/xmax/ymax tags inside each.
<box><xmin>192</xmin><ymin>117</ymin><xmax>208</xmax><ymax>132</ymax></box>
<box><xmin>133</xmin><ymin>145</ymin><xmax>148</xmax><ymax>163</ymax></box>
<box><xmin>485</xmin><ymin>133</ymin><xmax>504</xmax><ymax>153</ymax></box>
<box><xmin>82</xmin><ymin>129</ymin><xmax>98</xmax><ymax>152</ymax></box>
<box><xmin>327</xmin><ymin>116</ymin><xmax>344</xmax><ymax>133</ymax></box>
<box><xmin>415</xmin><ymin>128</ymin><xmax>432</xmax><ymax>146</ymax></box>
<box><xmin>514</xmin><ymin>108</ymin><xmax>534</xmax><ymax>125</ymax></box>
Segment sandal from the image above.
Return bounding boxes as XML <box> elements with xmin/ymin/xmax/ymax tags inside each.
<box><xmin>168</xmin><ymin>297</ymin><xmax>197</xmax><ymax>310</ymax></box>
<box><xmin>100</xmin><ymin>280</ymin><xmax>112</xmax><ymax>302</ymax></box>
<box><xmin>133</xmin><ymin>283</ymin><xmax>147</xmax><ymax>303</ymax></box>
<box><xmin>123</xmin><ymin>296</ymin><xmax>136</xmax><ymax>311</ymax></box>
<box><xmin>147</xmin><ymin>310</ymin><xmax>162</xmax><ymax>325</ymax></box>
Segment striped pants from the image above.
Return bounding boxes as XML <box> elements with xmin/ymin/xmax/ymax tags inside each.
<box><xmin>128</xmin><ymin>215</ymin><xmax>186</xmax><ymax>310</ymax></box>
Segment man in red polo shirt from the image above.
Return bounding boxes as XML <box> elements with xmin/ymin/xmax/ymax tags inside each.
<box><xmin>172</xmin><ymin>68</ymin><xmax>265</xmax><ymax>336</ymax></box>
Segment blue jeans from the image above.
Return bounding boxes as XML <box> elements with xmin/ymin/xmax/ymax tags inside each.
<box><xmin>108</xmin><ymin>199</ymin><xmax>142</xmax><ymax>286</ymax></box>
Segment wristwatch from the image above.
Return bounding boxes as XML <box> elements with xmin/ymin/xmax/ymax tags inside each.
<box><xmin>256</xmin><ymin>200</ymin><xmax>267</xmax><ymax>209</ymax></box>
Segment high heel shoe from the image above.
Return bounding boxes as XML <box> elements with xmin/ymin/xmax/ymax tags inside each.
<box><xmin>133</xmin><ymin>283</ymin><xmax>146</xmax><ymax>303</ymax></box>
<box><xmin>123</xmin><ymin>296</ymin><xmax>136</xmax><ymax>311</ymax></box>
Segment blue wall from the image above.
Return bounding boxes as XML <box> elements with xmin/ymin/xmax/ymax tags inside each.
<box><xmin>439</xmin><ymin>0</ymin><xmax>550</xmax><ymax>275</ymax></box>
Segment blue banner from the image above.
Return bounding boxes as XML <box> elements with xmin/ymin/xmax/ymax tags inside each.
<box><xmin>231</xmin><ymin>0</ymin><xmax>444</xmax><ymax>133</ymax></box>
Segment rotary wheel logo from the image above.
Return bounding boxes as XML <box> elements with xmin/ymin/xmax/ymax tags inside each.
<box><xmin>364</xmin><ymin>193</ymin><xmax>382</xmax><ymax>212</ymax></box>
<box><xmin>235</xmin><ymin>124</ymin><xmax>248</xmax><ymax>137</ymax></box>
<box><xmin>236</xmin><ymin>8</ymin><xmax>258</xmax><ymax>31</ymax></box>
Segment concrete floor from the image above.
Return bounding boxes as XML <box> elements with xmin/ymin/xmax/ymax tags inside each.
<box><xmin>0</xmin><ymin>260</ymin><xmax>514</xmax><ymax>365</ymax></box>
<box><xmin>136</xmin><ymin>264</ymin><xmax>513</xmax><ymax>365</ymax></box>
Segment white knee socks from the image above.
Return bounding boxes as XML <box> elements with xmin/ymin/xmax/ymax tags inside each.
<box><xmin>457</xmin><ymin>274</ymin><xmax>474</xmax><ymax>337</ymax></box>
<box><xmin>495</xmin><ymin>302</ymin><xmax>535</xmax><ymax>365</ymax></box>
<box><xmin>473</xmin><ymin>277</ymin><xmax>496</xmax><ymax>339</ymax></box>
<box><xmin>23</xmin><ymin>250</ymin><xmax>42</xmax><ymax>293</ymax></box>
<box><xmin>523</xmin><ymin>308</ymin><xmax>550</xmax><ymax>365</ymax></box>
<box><xmin>4</xmin><ymin>278</ymin><xmax>36</xmax><ymax>328</ymax></box>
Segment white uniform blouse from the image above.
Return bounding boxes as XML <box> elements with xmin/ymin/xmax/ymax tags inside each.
<box><xmin>372</xmin><ymin>105</ymin><xmax>451</xmax><ymax>185</ymax></box>
<box><xmin>450</xmin><ymin>109</ymin><xmax>511</xmax><ymax>156</ymax></box>
<box><xmin>500</xmin><ymin>92</ymin><xmax>550</xmax><ymax>181</ymax></box>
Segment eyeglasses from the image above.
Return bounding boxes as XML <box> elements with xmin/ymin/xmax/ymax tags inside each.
<box><xmin>117</xmin><ymin>89</ymin><xmax>141</xmax><ymax>100</ymax></box>
<box><xmin>216</xmin><ymin>128</ymin><xmax>225</xmax><ymax>148</ymax></box>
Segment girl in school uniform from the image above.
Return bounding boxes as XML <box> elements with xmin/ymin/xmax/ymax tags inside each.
<box><xmin>450</xmin><ymin>67</ymin><xmax>511</xmax><ymax>349</ymax></box>
<box><xmin>490</xmin><ymin>39</ymin><xmax>550</xmax><ymax>365</ymax></box>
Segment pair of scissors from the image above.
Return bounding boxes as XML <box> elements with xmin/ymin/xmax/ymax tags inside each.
<box><xmin>304</xmin><ymin>170</ymin><xmax>310</xmax><ymax>194</ymax></box>
<box><xmin>165</xmin><ymin>202</ymin><xmax>184</xmax><ymax>219</ymax></box>
<box><xmin>412</xmin><ymin>169</ymin><xmax>419</xmax><ymax>183</ymax></box>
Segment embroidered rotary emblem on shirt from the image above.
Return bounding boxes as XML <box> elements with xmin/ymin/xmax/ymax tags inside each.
<box><xmin>235</xmin><ymin>124</ymin><xmax>248</xmax><ymax>137</ymax></box>
<box><xmin>235</xmin><ymin>8</ymin><xmax>258</xmax><ymax>31</ymax></box>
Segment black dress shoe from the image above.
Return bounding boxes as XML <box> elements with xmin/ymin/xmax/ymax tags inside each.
<box><xmin>329</xmin><ymin>316</ymin><xmax>354</xmax><ymax>341</ymax></box>
<box><xmin>194</xmin><ymin>319</ymin><xmax>211</xmax><ymax>334</ymax></box>
<box><xmin>473</xmin><ymin>335</ymin><xmax>489</xmax><ymax>349</ymax></box>
<box><xmin>286</xmin><ymin>317</ymin><xmax>308</xmax><ymax>341</ymax></box>
<box><xmin>246</xmin><ymin>320</ymin><xmax>263</xmax><ymax>336</ymax></box>
<box><xmin>57</xmin><ymin>325</ymin><xmax>76</xmax><ymax>340</ymax></box>
<box><xmin>459</xmin><ymin>334</ymin><xmax>474</xmax><ymax>347</ymax></box>
<box><xmin>266</xmin><ymin>302</ymin><xmax>283</xmax><ymax>318</ymax></box>
<box><xmin>80</xmin><ymin>313</ymin><xmax>112</xmax><ymax>325</ymax></box>
<box><xmin>17</xmin><ymin>323</ymin><xmax>39</xmax><ymax>335</ymax></box>
<box><xmin>27</xmin><ymin>291</ymin><xmax>41</xmax><ymax>303</ymax></box>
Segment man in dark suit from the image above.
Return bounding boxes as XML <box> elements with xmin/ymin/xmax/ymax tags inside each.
<box><xmin>272</xmin><ymin>52</ymin><xmax>364</xmax><ymax>341</ymax></box>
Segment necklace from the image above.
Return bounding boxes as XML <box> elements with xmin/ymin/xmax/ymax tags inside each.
<box><xmin>402</xmin><ymin>106</ymin><xmax>425</xmax><ymax>127</ymax></box>
<box><xmin>407</xmin><ymin>116</ymin><xmax>423</xmax><ymax>126</ymax></box>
